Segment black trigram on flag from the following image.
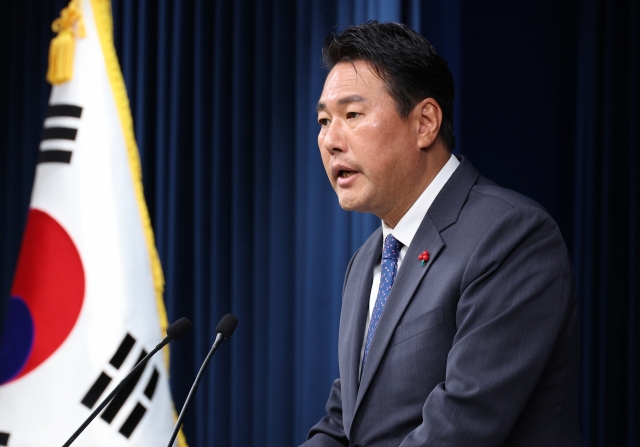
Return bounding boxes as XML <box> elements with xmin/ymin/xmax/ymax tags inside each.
<box><xmin>38</xmin><ymin>104</ymin><xmax>83</xmax><ymax>164</ymax></box>
<box><xmin>0</xmin><ymin>432</ymin><xmax>9</xmax><ymax>446</ymax></box>
<box><xmin>82</xmin><ymin>333</ymin><xmax>160</xmax><ymax>438</ymax></box>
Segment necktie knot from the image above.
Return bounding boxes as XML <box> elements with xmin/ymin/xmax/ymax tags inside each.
<box><xmin>382</xmin><ymin>234</ymin><xmax>402</xmax><ymax>261</ymax></box>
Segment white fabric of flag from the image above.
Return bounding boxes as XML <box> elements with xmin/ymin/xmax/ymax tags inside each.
<box><xmin>0</xmin><ymin>1</ymin><xmax>183</xmax><ymax>445</ymax></box>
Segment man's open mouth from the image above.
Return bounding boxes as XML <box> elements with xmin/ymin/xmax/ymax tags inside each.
<box><xmin>339</xmin><ymin>170</ymin><xmax>356</xmax><ymax>178</ymax></box>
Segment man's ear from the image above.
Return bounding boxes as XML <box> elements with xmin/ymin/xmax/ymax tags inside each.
<box><xmin>416</xmin><ymin>98</ymin><xmax>442</xmax><ymax>149</ymax></box>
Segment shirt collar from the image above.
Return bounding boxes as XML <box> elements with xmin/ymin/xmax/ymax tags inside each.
<box><xmin>382</xmin><ymin>153</ymin><xmax>460</xmax><ymax>248</ymax></box>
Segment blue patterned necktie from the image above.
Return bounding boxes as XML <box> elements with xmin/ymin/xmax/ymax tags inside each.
<box><xmin>361</xmin><ymin>234</ymin><xmax>403</xmax><ymax>374</ymax></box>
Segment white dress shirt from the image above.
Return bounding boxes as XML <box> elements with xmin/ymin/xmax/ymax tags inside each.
<box><xmin>359</xmin><ymin>154</ymin><xmax>460</xmax><ymax>373</ymax></box>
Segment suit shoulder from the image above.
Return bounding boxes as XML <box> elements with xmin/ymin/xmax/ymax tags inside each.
<box><xmin>470</xmin><ymin>177</ymin><xmax>548</xmax><ymax>215</ymax></box>
<box><xmin>453</xmin><ymin>177</ymin><xmax>563</xmax><ymax>247</ymax></box>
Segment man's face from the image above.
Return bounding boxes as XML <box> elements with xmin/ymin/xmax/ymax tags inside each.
<box><xmin>317</xmin><ymin>61</ymin><xmax>424</xmax><ymax>223</ymax></box>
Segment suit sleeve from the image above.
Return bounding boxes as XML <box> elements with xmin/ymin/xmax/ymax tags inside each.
<box><xmin>300</xmin><ymin>379</ymin><xmax>349</xmax><ymax>447</ymax></box>
<box><xmin>400</xmin><ymin>206</ymin><xmax>576</xmax><ymax>446</ymax></box>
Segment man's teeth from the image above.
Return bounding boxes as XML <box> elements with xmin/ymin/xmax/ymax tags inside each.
<box><xmin>341</xmin><ymin>171</ymin><xmax>354</xmax><ymax>178</ymax></box>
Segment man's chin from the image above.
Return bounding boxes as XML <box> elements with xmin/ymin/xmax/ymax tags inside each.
<box><xmin>337</xmin><ymin>195</ymin><xmax>366</xmax><ymax>213</ymax></box>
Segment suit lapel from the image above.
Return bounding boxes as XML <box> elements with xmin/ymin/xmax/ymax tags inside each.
<box><xmin>351</xmin><ymin>155</ymin><xmax>480</xmax><ymax>420</ymax></box>
<box><xmin>339</xmin><ymin>228</ymin><xmax>382</xmax><ymax>435</ymax></box>
<box><xmin>354</xmin><ymin>215</ymin><xmax>444</xmax><ymax>415</ymax></box>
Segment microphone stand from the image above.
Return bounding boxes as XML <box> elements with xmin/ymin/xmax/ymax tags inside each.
<box><xmin>165</xmin><ymin>333</ymin><xmax>226</xmax><ymax>447</ymax></box>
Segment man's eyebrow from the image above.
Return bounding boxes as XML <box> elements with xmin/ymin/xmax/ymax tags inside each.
<box><xmin>316</xmin><ymin>95</ymin><xmax>368</xmax><ymax>112</ymax></box>
<box><xmin>338</xmin><ymin>95</ymin><xmax>367</xmax><ymax>105</ymax></box>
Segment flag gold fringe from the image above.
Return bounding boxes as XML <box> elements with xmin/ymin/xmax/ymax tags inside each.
<box><xmin>89</xmin><ymin>1</ymin><xmax>188</xmax><ymax>446</ymax></box>
<box><xmin>46</xmin><ymin>0</ymin><xmax>85</xmax><ymax>85</ymax></box>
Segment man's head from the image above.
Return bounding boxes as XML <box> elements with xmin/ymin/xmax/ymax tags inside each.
<box><xmin>317</xmin><ymin>22</ymin><xmax>455</xmax><ymax>227</ymax></box>
<box><xmin>322</xmin><ymin>21</ymin><xmax>455</xmax><ymax>151</ymax></box>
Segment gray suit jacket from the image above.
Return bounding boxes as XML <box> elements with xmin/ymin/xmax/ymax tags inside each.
<box><xmin>302</xmin><ymin>156</ymin><xmax>581</xmax><ymax>447</ymax></box>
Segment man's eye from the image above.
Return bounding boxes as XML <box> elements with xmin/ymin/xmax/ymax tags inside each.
<box><xmin>346</xmin><ymin>112</ymin><xmax>360</xmax><ymax>119</ymax></box>
<box><xmin>318</xmin><ymin>118</ymin><xmax>330</xmax><ymax>127</ymax></box>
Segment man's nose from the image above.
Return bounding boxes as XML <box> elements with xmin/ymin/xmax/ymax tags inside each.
<box><xmin>322</xmin><ymin>121</ymin><xmax>346</xmax><ymax>154</ymax></box>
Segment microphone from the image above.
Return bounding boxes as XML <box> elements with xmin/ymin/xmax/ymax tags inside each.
<box><xmin>61</xmin><ymin>317</ymin><xmax>192</xmax><ymax>447</ymax></box>
<box><xmin>165</xmin><ymin>314</ymin><xmax>238</xmax><ymax>447</ymax></box>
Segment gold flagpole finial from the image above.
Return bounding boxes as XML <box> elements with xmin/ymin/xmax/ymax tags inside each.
<box><xmin>46</xmin><ymin>0</ymin><xmax>86</xmax><ymax>85</ymax></box>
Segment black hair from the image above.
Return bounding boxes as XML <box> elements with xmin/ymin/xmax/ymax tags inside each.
<box><xmin>322</xmin><ymin>21</ymin><xmax>455</xmax><ymax>150</ymax></box>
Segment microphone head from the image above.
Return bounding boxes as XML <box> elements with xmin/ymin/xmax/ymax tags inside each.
<box><xmin>216</xmin><ymin>314</ymin><xmax>238</xmax><ymax>338</ymax></box>
<box><xmin>166</xmin><ymin>317</ymin><xmax>192</xmax><ymax>341</ymax></box>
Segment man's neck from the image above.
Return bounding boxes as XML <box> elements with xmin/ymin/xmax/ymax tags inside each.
<box><xmin>381</xmin><ymin>153</ymin><xmax>460</xmax><ymax>250</ymax></box>
<box><xmin>381</xmin><ymin>147</ymin><xmax>452</xmax><ymax>228</ymax></box>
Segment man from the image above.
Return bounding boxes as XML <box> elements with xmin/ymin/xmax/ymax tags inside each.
<box><xmin>302</xmin><ymin>22</ymin><xmax>581</xmax><ymax>447</ymax></box>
